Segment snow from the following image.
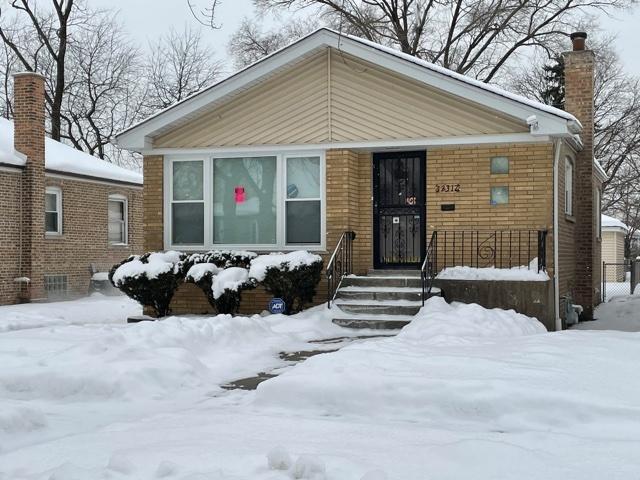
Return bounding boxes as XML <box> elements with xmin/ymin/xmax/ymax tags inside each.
<box><xmin>111</xmin><ymin>250</ymin><xmax>182</xmax><ymax>285</ymax></box>
<box><xmin>2</xmin><ymin>295</ymin><xmax>640</xmax><ymax>479</ymax></box>
<box><xmin>185</xmin><ymin>262</ymin><xmax>220</xmax><ymax>282</ymax></box>
<box><xmin>249</xmin><ymin>251</ymin><xmax>322</xmax><ymax>282</ymax></box>
<box><xmin>0</xmin><ymin>117</ymin><xmax>142</xmax><ymax>184</ymax></box>
<box><xmin>573</xmin><ymin>294</ymin><xmax>640</xmax><ymax>332</ymax></box>
<box><xmin>601</xmin><ymin>213</ymin><xmax>629</xmax><ymax>231</ymax></box>
<box><xmin>0</xmin><ymin>294</ymin><xmax>140</xmax><ymax>332</ymax></box>
<box><xmin>90</xmin><ymin>272</ymin><xmax>109</xmax><ymax>281</ymax></box>
<box><xmin>211</xmin><ymin>266</ymin><xmax>250</xmax><ymax>299</ymax></box>
<box><xmin>437</xmin><ymin>263</ymin><xmax>550</xmax><ymax>281</ymax></box>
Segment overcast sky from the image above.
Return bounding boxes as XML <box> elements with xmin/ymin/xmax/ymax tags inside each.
<box><xmin>96</xmin><ymin>0</ymin><xmax>640</xmax><ymax>77</ymax></box>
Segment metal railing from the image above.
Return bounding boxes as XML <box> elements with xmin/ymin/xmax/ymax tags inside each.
<box><xmin>421</xmin><ymin>229</ymin><xmax>548</xmax><ymax>304</ymax></box>
<box><xmin>421</xmin><ymin>231</ymin><xmax>438</xmax><ymax>306</ymax></box>
<box><xmin>326</xmin><ymin>231</ymin><xmax>356</xmax><ymax>308</ymax></box>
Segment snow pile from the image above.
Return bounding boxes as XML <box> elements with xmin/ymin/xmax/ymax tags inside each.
<box><xmin>256</xmin><ymin>297</ymin><xmax>640</xmax><ymax>432</ymax></box>
<box><xmin>437</xmin><ymin>259</ymin><xmax>549</xmax><ymax>281</ymax></box>
<box><xmin>401</xmin><ymin>296</ymin><xmax>546</xmax><ymax>344</ymax></box>
<box><xmin>211</xmin><ymin>267</ymin><xmax>250</xmax><ymax>299</ymax></box>
<box><xmin>249</xmin><ymin>251</ymin><xmax>323</xmax><ymax>281</ymax></box>
<box><xmin>185</xmin><ymin>262</ymin><xmax>220</xmax><ymax>282</ymax></box>
<box><xmin>111</xmin><ymin>251</ymin><xmax>183</xmax><ymax>285</ymax></box>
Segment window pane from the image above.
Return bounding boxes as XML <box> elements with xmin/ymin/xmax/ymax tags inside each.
<box><xmin>213</xmin><ymin>156</ymin><xmax>277</xmax><ymax>244</ymax></box>
<box><xmin>172</xmin><ymin>203</ymin><xmax>204</xmax><ymax>244</ymax></box>
<box><xmin>490</xmin><ymin>186</ymin><xmax>509</xmax><ymax>205</ymax></box>
<box><xmin>108</xmin><ymin>200</ymin><xmax>124</xmax><ymax>221</ymax></box>
<box><xmin>45</xmin><ymin>193</ymin><xmax>57</xmax><ymax>212</ymax></box>
<box><xmin>45</xmin><ymin>212</ymin><xmax>58</xmax><ymax>232</ymax></box>
<box><xmin>286</xmin><ymin>201</ymin><xmax>321</xmax><ymax>244</ymax></box>
<box><xmin>173</xmin><ymin>161</ymin><xmax>203</xmax><ymax>201</ymax></box>
<box><xmin>287</xmin><ymin>156</ymin><xmax>320</xmax><ymax>199</ymax></box>
<box><xmin>490</xmin><ymin>156</ymin><xmax>509</xmax><ymax>174</ymax></box>
<box><xmin>109</xmin><ymin>221</ymin><xmax>124</xmax><ymax>243</ymax></box>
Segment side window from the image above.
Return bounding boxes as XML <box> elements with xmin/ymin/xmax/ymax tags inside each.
<box><xmin>108</xmin><ymin>195</ymin><xmax>128</xmax><ymax>245</ymax></box>
<box><xmin>45</xmin><ymin>186</ymin><xmax>62</xmax><ymax>235</ymax></box>
<box><xmin>564</xmin><ymin>158</ymin><xmax>574</xmax><ymax>216</ymax></box>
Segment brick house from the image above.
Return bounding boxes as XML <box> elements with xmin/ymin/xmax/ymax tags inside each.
<box><xmin>0</xmin><ymin>72</ymin><xmax>143</xmax><ymax>304</ymax></box>
<box><xmin>117</xmin><ymin>29</ymin><xmax>605</xmax><ymax>330</ymax></box>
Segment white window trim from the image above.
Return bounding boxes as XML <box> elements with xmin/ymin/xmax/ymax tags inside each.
<box><xmin>595</xmin><ymin>188</ymin><xmax>602</xmax><ymax>239</ymax></box>
<box><xmin>163</xmin><ymin>150</ymin><xmax>326</xmax><ymax>252</ymax></box>
<box><xmin>564</xmin><ymin>157</ymin><xmax>574</xmax><ymax>216</ymax></box>
<box><xmin>108</xmin><ymin>194</ymin><xmax>129</xmax><ymax>246</ymax></box>
<box><xmin>45</xmin><ymin>186</ymin><xmax>62</xmax><ymax>236</ymax></box>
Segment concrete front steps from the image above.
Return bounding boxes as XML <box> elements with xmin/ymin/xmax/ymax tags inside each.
<box><xmin>331</xmin><ymin>270</ymin><xmax>441</xmax><ymax>329</ymax></box>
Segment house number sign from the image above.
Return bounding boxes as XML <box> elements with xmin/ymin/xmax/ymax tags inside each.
<box><xmin>435</xmin><ymin>184</ymin><xmax>461</xmax><ymax>193</ymax></box>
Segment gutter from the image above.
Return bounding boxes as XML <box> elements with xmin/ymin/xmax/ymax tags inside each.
<box><xmin>553</xmin><ymin>139</ymin><xmax>562</xmax><ymax>331</ymax></box>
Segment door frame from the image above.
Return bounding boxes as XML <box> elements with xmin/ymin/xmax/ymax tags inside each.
<box><xmin>372</xmin><ymin>150</ymin><xmax>427</xmax><ymax>270</ymax></box>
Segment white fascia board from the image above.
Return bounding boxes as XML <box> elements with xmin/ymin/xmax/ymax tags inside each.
<box><xmin>140</xmin><ymin>133</ymin><xmax>551</xmax><ymax>156</ymax></box>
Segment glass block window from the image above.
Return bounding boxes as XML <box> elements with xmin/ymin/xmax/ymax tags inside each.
<box><xmin>490</xmin><ymin>186</ymin><xmax>509</xmax><ymax>205</ymax></box>
<box><xmin>44</xmin><ymin>275</ymin><xmax>68</xmax><ymax>298</ymax></box>
<box><xmin>490</xmin><ymin>156</ymin><xmax>509</xmax><ymax>174</ymax></box>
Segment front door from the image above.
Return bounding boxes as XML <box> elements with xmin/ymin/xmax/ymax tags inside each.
<box><xmin>373</xmin><ymin>151</ymin><xmax>426</xmax><ymax>269</ymax></box>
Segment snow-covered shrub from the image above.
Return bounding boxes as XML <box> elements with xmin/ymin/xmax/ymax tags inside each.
<box><xmin>249</xmin><ymin>251</ymin><xmax>323</xmax><ymax>314</ymax></box>
<box><xmin>109</xmin><ymin>251</ymin><xmax>185</xmax><ymax>317</ymax></box>
<box><xmin>182</xmin><ymin>251</ymin><xmax>257</xmax><ymax>315</ymax></box>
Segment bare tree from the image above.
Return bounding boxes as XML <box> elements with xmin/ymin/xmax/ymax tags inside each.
<box><xmin>232</xmin><ymin>0</ymin><xmax>634</xmax><ymax>82</ymax></box>
<box><xmin>60</xmin><ymin>12</ymin><xmax>142</xmax><ymax>161</ymax></box>
<box><xmin>0</xmin><ymin>0</ymin><xmax>78</xmax><ymax>140</ymax></box>
<box><xmin>187</xmin><ymin>0</ymin><xmax>222</xmax><ymax>29</ymax></box>
<box><xmin>509</xmin><ymin>36</ymin><xmax>640</xmax><ymax>190</ymax></box>
<box><xmin>144</xmin><ymin>26</ymin><xmax>223</xmax><ymax>112</ymax></box>
<box><xmin>228</xmin><ymin>17</ymin><xmax>317</xmax><ymax>69</ymax></box>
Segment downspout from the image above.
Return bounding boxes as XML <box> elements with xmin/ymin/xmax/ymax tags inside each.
<box><xmin>553</xmin><ymin>138</ymin><xmax>562</xmax><ymax>331</ymax></box>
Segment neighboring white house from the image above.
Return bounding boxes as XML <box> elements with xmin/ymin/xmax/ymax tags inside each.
<box><xmin>601</xmin><ymin>214</ymin><xmax>628</xmax><ymax>281</ymax></box>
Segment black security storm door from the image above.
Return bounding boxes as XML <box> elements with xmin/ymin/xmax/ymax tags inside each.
<box><xmin>373</xmin><ymin>151</ymin><xmax>426</xmax><ymax>269</ymax></box>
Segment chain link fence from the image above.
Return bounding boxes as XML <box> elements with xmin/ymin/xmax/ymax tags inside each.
<box><xmin>602</xmin><ymin>261</ymin><xmax>636</xmax><ymax>302</ymax></box>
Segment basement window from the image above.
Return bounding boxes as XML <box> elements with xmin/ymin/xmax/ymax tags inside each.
<box><xmin>45</xmin><ymin>186</ymin><xmax>62</xmax><ymax>235</ymax></box>
<box><xmin>44</xmin><ymin>274</ymin><xmax>68</xmax><ymax>299</ymax></box>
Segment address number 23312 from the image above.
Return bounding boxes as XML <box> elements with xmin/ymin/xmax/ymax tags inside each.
<box><xmin>435</xmin><ymin>184</ymin><xmax>461</xmax><ymax>193</ymax></box>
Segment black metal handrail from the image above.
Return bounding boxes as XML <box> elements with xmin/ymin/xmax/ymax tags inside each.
<box><xmin>421</xmin><ymin>231</ymin><xmax>438</xmax><ymax>306</ymax></box>
<box><xmin>421</xmin><ymin>229</ymin><xmax>548</xmax><ymax>305</ymax></box>
<box><xmin>326</xmin><ymin>231</ymin><xmax>356</xmax><ymax>308</ymax></box>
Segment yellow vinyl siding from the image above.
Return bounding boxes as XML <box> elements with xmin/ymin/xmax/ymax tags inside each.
<box><xmin>154</xmin><ymin>48</ymin><xmax>527</xmax><ymax>148</ymax></box>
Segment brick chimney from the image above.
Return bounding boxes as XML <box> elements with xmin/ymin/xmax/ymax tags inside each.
<box><xmin>13</xmin><ymin>71</ymin><xmax>46</xmax><ymax>300</ymax></box>
<box><xmin>563</xmin><ymin>32</ymin><xmax>596</xmax><ymax>319</ymax></box>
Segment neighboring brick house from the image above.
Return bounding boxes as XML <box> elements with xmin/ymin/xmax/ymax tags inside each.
<box><xmin>0</xmin><ymin>72</ymin><xmax>143</xmax><ymax>305</ymax></box>
<box><xmin>116</xmin><ymin>29</ymin><xmax>604</xmax><ymax>330</ymax></box>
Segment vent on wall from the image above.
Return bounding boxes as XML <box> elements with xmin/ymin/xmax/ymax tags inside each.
<box><xmin>44</xmin><ymin>275</ymin><xmax>68</xmax><ymax>299</ymax></box>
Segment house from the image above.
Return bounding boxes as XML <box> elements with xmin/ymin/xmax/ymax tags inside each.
<box><xmin>116</xmin><ymin>29</ymin><xmax>605</xmax><ymax>330</ymax></box>
<box><xmin>0</xmin><ymin>72</ymin><xmax>143</xmax><ymax>304</ymax></box>
<box><xmin>601</xmin><ymin>214</ymin><xmax>630</xmax><ymax>282</ymax></box>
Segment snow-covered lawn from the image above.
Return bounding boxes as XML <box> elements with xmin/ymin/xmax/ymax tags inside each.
<box><xmin>0</xmin><ymin>294</ymin><xmax>141</xmax><ymax>332</ymax></box>
<box><xmin>1</xmin><ymin>295</ymin><xmax>640</xmax><ymax>479</ymax></box>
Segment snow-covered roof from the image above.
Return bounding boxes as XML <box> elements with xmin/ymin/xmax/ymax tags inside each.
<box><xmin>117</xmin><ymin>28</ymin><xmax>580</xmax><ymax>150</ymax></box>
<box><xmin>0</xmin><ymin>118</ymin><xmax>142</xmax><ymax>185</ymax></box>
<box><xmin>602</xmin><ymin>214</ymin><xmax>628</xmax><ymax>232</ymax></box>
